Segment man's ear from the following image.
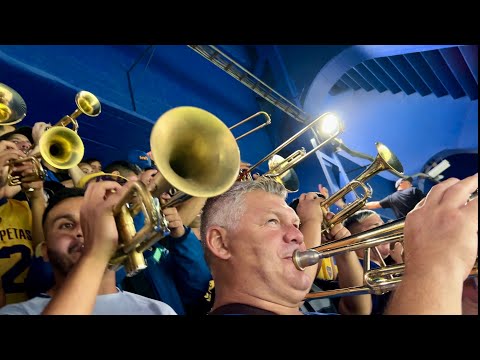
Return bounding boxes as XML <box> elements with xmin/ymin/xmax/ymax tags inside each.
<box><xmin>205</xmin><ymin>226</ymin><xmax>231</xmax><ymax>260</ymax></box>
<box><xmin>40</xmin><ymin>241</ymin><xmax>49</xmax><ymax>262</ymax></box>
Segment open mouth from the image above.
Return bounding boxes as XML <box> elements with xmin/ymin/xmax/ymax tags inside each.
<box><xmin>69</xmin><ymin>242</ymin><xmax>84</xmax><ymax>254</ymax></box>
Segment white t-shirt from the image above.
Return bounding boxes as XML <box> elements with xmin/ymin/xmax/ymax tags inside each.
<box><xmin>0</xmin><ymin>289</ymin><xmax>176</xmax><ymax>315</ymax></box>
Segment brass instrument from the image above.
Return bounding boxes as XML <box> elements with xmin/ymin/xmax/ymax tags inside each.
<box><xmin>229</xmin><ymin>111</ymin><xmax>271</xmax><ymax>141</ymax></box>
<box><xmin>320</xmin><ymin>142</ymin><xmax>404</xmax><ymax>233</ymax></box>
<box><xmin>0</xmin><ymin>83</ymin><xmax>27</xmax><ymax>126</ymax></box>
<box><xmin>110</xmin><ymin>106</ymin><xmax>240</xmax><ymax>276</ymax></box>
<box><xmin>239</xmin><ymin>112</ymin><xmax>343</xmax><ymax>192</ymax></box>
<box><xmin>293</xmin><ymin>188</ymin><xmax>479</xmax><ymax>298</ymax></box>
<box><xmin>7</xmin><ymin>91</ymin><xmax>101</xmax><ymax>185</ymax></box>
<box><xmin>40</xmin><ymin>90</ymin><xmax>100</xmax><ymax>169</ymax></box>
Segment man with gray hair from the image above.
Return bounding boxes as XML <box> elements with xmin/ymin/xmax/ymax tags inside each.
<box><xmin>201</xmin><ymin>174</ymin><xmax>478</xmax><ymax>315</ymax></box>
<box><xmin>200</xmin><ymin>178</ymin><xmax>355</xmax><ymax>315</ymax></box>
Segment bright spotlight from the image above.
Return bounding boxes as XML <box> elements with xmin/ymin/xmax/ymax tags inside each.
<box><xmin>318</xmin><ymin>113</ymin><xmax>341</xmax><ymax>137</ymax></box>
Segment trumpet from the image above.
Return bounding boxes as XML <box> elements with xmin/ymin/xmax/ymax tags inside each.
<box><xmin>109</xmin><ymin>106</ymin><xmax>240</xmax><ymax>276</ymax></box>
<box><xmin>293</xmin><ymin>188</ymin><xmax>479</xmax><ymax>298</ymax></box>
<box><xmin>239</xmin><ymin>112</ymin><xmax>343</xmax><ymax>192</ymax></box>
<box><xmin>7</xmin><ymin>91</ymin><xmax>101</xmax><ymax>185</ymax></box>
<box><xmin>320</xmin><ymin>142</ymin><xmax>404</xmax><ymax>234</ymax></box>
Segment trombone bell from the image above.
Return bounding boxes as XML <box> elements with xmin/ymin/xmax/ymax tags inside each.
<box><xmin>150</xmin><ymin>106</ymin><xmax>240</xmax><ymax>198</ymax></box>
<box><xmin>39</xmin><ymin>126</ymin><xmax>85</xmax><ymax>169</ymax></box>
<box><xmin>266</xmin><ymin>154</ymin><xmax>300</xmax><ymax>192</ymax></box>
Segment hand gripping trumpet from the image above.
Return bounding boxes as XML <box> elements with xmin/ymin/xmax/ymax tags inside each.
<box><xmin>292</xmin><ymin>189</ymin><xmax>479</xmax><ymax>299</ymax></box>
<box><xmin>108</xmin><ymin>106</ymin><xmax>241</xmax><ymax>276</ymax></box>
<box><xmin>319</xmin><ymin>142</ymin><xmax>404</xmax><ymax>234</ymax></box>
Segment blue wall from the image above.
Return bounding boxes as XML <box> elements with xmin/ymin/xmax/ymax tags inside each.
<box><xmin>306</xmin><ymin>89</ymin><xmax>477</xmax><ymax>178</ymax></box>
<box><xmin>299</xmin><ymin>85</ymin><xmax>478</xmax><ymax>218</ymax></box>
<box><xmin>0</xmin><ymin>45</ymin><xmax>274</xmax><ymax>172</ymax></box>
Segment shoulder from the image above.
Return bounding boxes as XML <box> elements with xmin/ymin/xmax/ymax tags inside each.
<box><xmin>0</xmin><ymin>296</ymin><xmax>50</xmax><ymax>315</ymax></box>
<box><xmin>120</xmin><ymin>290</ymin><xmax>177</xmax><ymax>315</ymax></box>
<box><xmin>1</xmin><ymin>198</ymin><xmax>31</xmax><ymax>211</ymax></box>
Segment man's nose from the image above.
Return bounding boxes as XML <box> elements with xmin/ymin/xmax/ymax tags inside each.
<box><xmin>19</xmin><ymin>142</ymin><xmax>31</xmax><ymax>150</ymax></box>
<box><xmin>284</xmin><ymin>225</ymin><xmax>304</xmax><ymax>245</ymax></box>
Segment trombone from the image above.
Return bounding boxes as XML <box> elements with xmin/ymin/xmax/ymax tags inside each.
<box><xmin>229</xmin><ymin>111</ymin><xmax>271</xmax><ymax>141</ymax></box>
<box><xmin>108</xmin><ymin>106</ymin><xmax>241</xmax><ymax>276</ymax></box>
<box><xmin>319</xmin><ymin>142</ymin><xmax>404</xmax><ymax>234</ymax></box>
<box><xmin>7</xmin><ymin>91</ymin><xmax>101</xmax><ymax>186</ymax></box>
<box><xmin>239</xmin><ymin>112</ymin><xmax>343</xmax><ymax>192</ymax></box>
<box><xmin>0</xmin><ymin>83</ymin><xmax>27</xmax><ymax>126</ymax></box>
<box><xmin>293</xmin><ymin>188</ymin><xmax>479</xmax><ymax>299</ymax></box>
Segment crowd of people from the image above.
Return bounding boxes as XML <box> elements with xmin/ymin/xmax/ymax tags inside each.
<box><xmin>0</xmin><ymin>119</ymin><xmax>477</xmax><ymax>316</ymax></box>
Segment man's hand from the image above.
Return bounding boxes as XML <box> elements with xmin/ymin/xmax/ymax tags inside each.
<box><xmin>403</xmin><ymin>174</ymin><xmax>478</xmax><ymax>281</ymax></box>
<box><xmin>323</xmin><ymin>212</ymin><xmax>351</xmax><ymax>242</ymax></box>
<box><xmin>31</xmin><ymin>122</ymin><xmax>52</xmax><ymax>147</ymax></box>
<box><xmin>139</xmin><ymin>168</ymin><xmax>158</xmax><ymax>192</ymax></box>
<box><xmin>0</xmin><ymin>140</ymin><xmax>26</xmax><ymax>188</ymax></box>
<box><xmin>296</xmin><ymin>192</ymin><xmax>324</xmax><ymax>225</ymax></box>
<box><xmin>79</xmin><ymin>180</ymin><xmax>124</xmax><ymax>263</ymax></box>
<box><xmin>239</xmin><ymin>161</ymin><xmax>260</xmax><ymax>180</ymax></box>
<box><xmin>318</xmin><ymin>184</ymin><xmax>329</xmax><ymax>198</ymax></box>
<box><xmin>389</xmin><ymin>242</ymin><xmax>404</xmax><ymax>264</ymax></box>
<box><xmin>162</xmin><ymin>206</ymin><xmax>186</xmax><ymax>238</ymax></box>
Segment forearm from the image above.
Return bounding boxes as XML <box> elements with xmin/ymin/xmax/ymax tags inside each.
<box><xmin>0</xmin><ymin>184</ymin><xmax>21</xmax><ymax>199</ymax></box>
<box><xmin>335</xmin><ymin>252</ymin><xmax>372</xmax><ymax>315</ymax></box>
<box><xmin>176</xmin><ymin>197</ymin><xmax>207</xmax><ymax>227</ymax></box>
<box><xmin>68</xmin><ymin>166</ymin><xmax>85</xmax><ymax>187</ymax></box>
<box><xmin>300</xmin><ymin>220</ymin><xmax>322</xmax><ymax>282</ymax></box>
<box><xmin>29</xmin><ymin>193</ymin><xmax>47</xmax><ymax>249</ymax></box>
<box><xmin>385</xmin><ymin>268</ymin><xmax>464</xmax><ymax>315</ymax></box>
<box><xmin>364</xmin><ymin>201</ymin><xmax>381</xmax><ymax>210</ymax></box>
<box><xmin>42</xmin><ymin>255</ymin><xmax>107</xmax><ymax>315</ymax></box>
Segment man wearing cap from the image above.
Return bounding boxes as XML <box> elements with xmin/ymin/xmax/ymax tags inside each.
<box><xmin>364</xmin><ymin>176</ymin><xmax>425</xmax><ymax>219</ymax></box>
<box><xmin>128</xmin><ymin>149</ymin><xmax>152</xmax><ymax>171</ymax></box>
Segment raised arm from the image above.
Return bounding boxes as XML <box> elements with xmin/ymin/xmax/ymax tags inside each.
<box><xmin>42</xmin><ymin>181</ymin><xmax>124</xmax><ymax>315</ymax></box>
<box><xmin>385</xmin><ymin>174</ymin><xmax>478</xmax><ymax>315</ymax></box>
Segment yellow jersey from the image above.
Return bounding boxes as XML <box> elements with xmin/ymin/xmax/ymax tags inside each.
<box><xmin>0</xmin><ymin>198</ymin><xmax>33</xmax><ymax>304</ymax></box>
<box><xmin>316</xmin><ymin>257</ymin><xmax>338</xmax><ymax>281</ymax></box>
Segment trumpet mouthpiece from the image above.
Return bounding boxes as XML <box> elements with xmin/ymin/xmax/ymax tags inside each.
<box><xmin>293</xmin><ymin>249</ymin><xmax>321</xmax><ymax>271</ymax></box>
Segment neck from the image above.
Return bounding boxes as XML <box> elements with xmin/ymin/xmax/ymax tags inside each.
<box><xmin>48</xmin><ymin>269</ymin><xmax>118</xmax><ymax>297</ymax></box>
<box><xmin>212</xmin><ymin>283</ymin><xmax>303</xmax><ymax>315</ymax></box>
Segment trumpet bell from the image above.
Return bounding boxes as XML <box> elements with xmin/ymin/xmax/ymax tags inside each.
<box><xmin>375</xmin><ymin>142</ymin><xmax>404</xmax><ymax>176</ymax></box>
<box><xmin>0</xmin><ymin>83</ymin><xmax>27</xmax><ymax>125</ymax></box>
<box><xmin>75</xmin><ymin>91</ymin><xmax>101</xmax><ymax>117</ymax></box>
<box><xmin>39</xmin><ymin>127</ymin><xmax>85</xmax><ymax>169</ymax></box>
<box><xmin>267</xmin><ymin>154</ymin><xmax>300</xmax><ymax>192</ymax></box>
<box><xmin>150</xmin><ymin>106</ymin><xmax>240</xmax><ymax>198</ymax></box>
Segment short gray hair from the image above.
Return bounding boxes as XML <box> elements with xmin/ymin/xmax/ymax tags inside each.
<box><xmin>343</xmin><ymin>209</ymin><xmax>378</xmax><ymax>231</ymax></box>
<box><xmin>200</xmin><ymin>178</ymin><xmax>287</xmax><ymax>244</ymax></box>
